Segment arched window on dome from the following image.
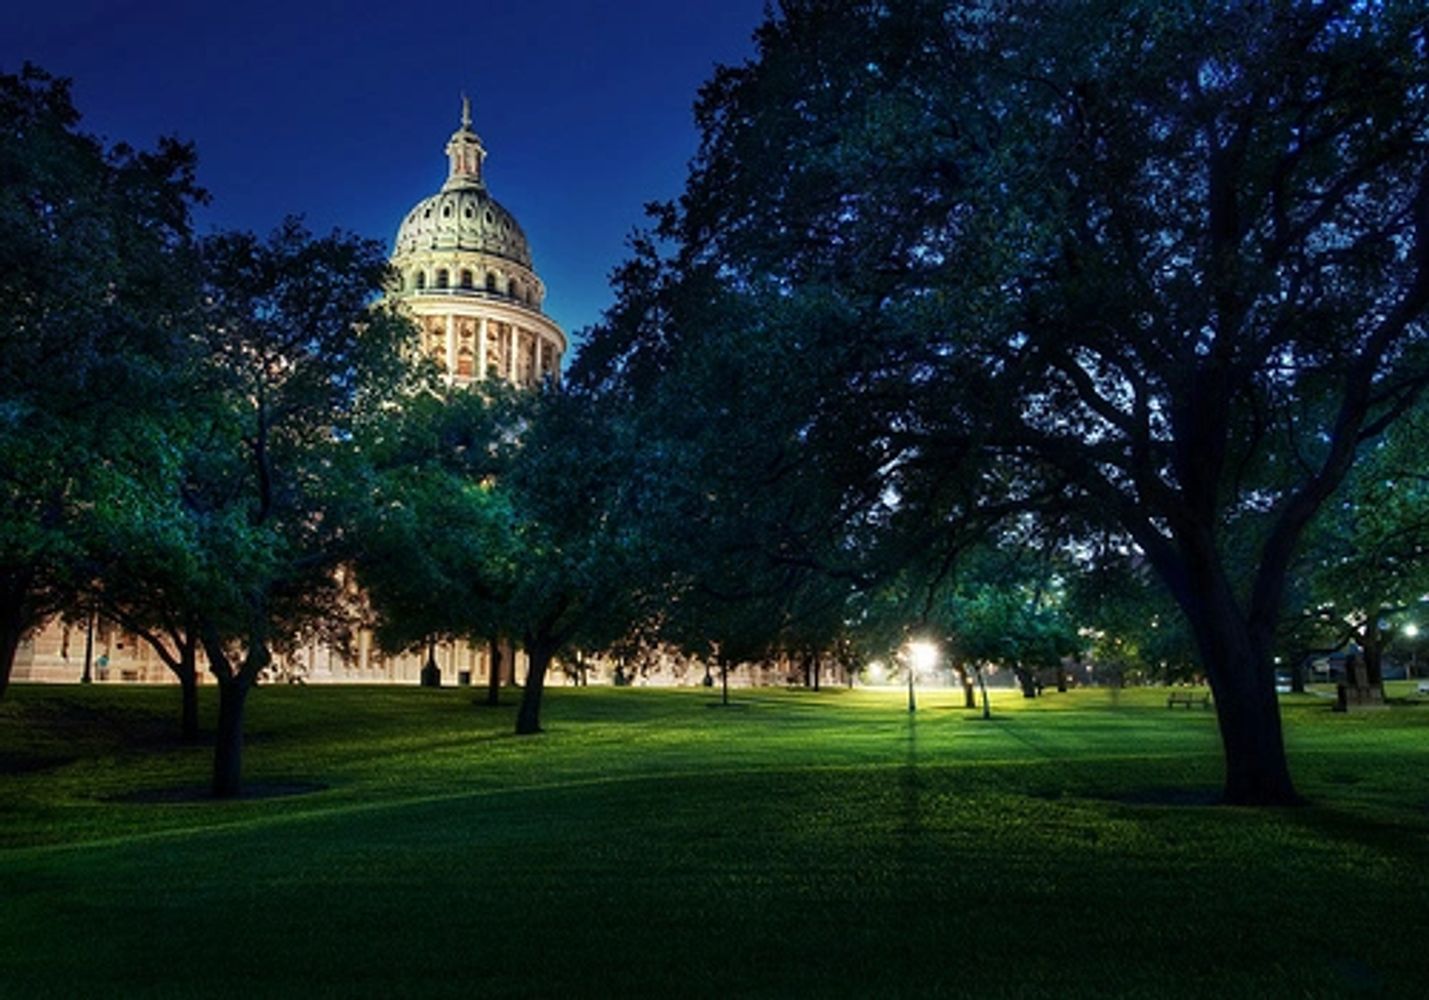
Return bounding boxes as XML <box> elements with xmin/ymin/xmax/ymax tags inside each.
<box><xmin>508</xmin><ymin>279</ymin><xmax>518</xmax><ymax>299</ymax></box>
<box><xmin>486</xmin><ymin>272</ymin><xmax>498</xmax><ymax>292</ymax></box>
<box><xmin>436</xmin><ymin>269</ymin><xmax>449</xmax><ymax>290</ymax></box>
<box><xmin>415</xmin><ymin>271</ymin><xmax>426</xmax><ymax>291</ymax></box>
<box><xmin>459</xmin><ymin>269</ymin><xmax>473</xmax><ymax>289</ymax></box>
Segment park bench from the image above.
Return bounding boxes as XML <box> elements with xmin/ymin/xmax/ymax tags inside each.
<box><xmin>1167</xmin><ymin>690</ymin><xmax>1211</xmax><ymax>709</ymax></box>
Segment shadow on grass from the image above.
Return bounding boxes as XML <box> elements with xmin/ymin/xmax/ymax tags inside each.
<box><xmin>1095</xmin><ymin>787</ymin><xmax>1223</xmax><ymax>807</ymax></box>
<box><xmin>106</xmin><ymin>781</ymin><xmax>329</xmax><ymax>804</ymax></box>
<box><xmin>0</xmin><ymin>755</ymin><xmax>77</xmax><ymax>776</ymax></box>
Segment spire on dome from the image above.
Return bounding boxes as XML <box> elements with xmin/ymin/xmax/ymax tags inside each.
<box><xmin>443</xmin><ymin>93</ymin><xmax>486</xmax><ymax>190</ymax></box>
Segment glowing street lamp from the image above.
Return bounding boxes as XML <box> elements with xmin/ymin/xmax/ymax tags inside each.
<box><xmin>1404</xmin><ymin>623</ymin><xmax>1420</xmax><ymax>679</ymax></box>
<box><xmin>906</xmin><ymin>639</ymin><xmax>939</xmax><ymax>713</ymax></box>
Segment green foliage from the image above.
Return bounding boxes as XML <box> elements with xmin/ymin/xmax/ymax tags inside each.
<box><xmin>184</xmin><ymin>219</ymin><xmax>414</xmax><ymax>661</ymax></box>
<box><xmin>1288</xmin><ymin>401</ymin><xmax>1429</xmax><ymax>672</ymax></box>
<box><xmin>575</xmin><ymin>0</ymin><xmax>1429</xmax><ymax>803</ymax></box>
<box><xmin>0</xmin><ymin>63</ymin><xmax>203</xmax><ymax>692</ymax></box>
<box><xmin>353</xmin><ymin>387</ymin><xmax>519</xmax><ymax>654</ymax></box>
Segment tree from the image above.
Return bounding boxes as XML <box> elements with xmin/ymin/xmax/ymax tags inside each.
<box><xmin>583</xmin><ymin>1</ymin><xmax>1429</xmax><ymax>804</ymax></box>
<box><xmin>1289</xmin><ymin>401</ymin><xmax>1429</xmax><ymax>689</ymax></box>
<box><xmin>1066</xmin><ymin>545</ymin><xmax>1202</xmax><ymax>687</ymax></box>
<box><xmin>184</xmin><ymin>220</ymin><xmax>412</xmax><ymax>796</ymax></box>
<box><xmin>89</xmin><ymin>493</ymin><xmax>208</xmax><ymax>741</ymax></box>
<box><xmin>0</xmin><ymin>64</ymin><xmax>202</xmax><ymax>696</ymax></box>
<box><xmin>353</xmin><ymin>386</ymin><xmax>519</xmax><ymax>698</ymax></box>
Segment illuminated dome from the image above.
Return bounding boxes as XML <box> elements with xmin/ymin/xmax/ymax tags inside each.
<box><xmin>394</xmin><ymin>187</ymin><xmax>532</xmax><ymax>268</ymax></box>
<box><xmin>389</xmin><ymin>97</ymin><xmax>565</xmax><ymax>388</ymax></box>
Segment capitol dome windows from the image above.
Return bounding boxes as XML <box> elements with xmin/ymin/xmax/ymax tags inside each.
<box><xmin>486</xmin><ymin>272</ymin><xmax>497</xmax><ymax>292</ymax></box>
<box><xmin>415</xmin><ymin>271</ymin><xmax>427</xmax><ymax>291</ymax></box>
<box><xmin>436</xmin><ymin>269</ymin><xmax>449</xmax><ymax>289</ymax></box>
<box><xmin>460</xmin><ymin>269</ymin><xmax>473</xmax><ymax>289</ymax></box>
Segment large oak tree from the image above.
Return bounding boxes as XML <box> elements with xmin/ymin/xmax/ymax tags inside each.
<box><xmin>580</xmin><ymin>0</ymin><xmax>1429</xmax><ymax>804</ymax></box>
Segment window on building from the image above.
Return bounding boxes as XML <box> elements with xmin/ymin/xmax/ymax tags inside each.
<box><xmin>456</xmin><ymin>349</ymin><xmax>474</xmax><ymax>378</ymax></box>
<box><xmin>486</xmin><ymin>272</ymin><xmax>497</xmax><ymax>291</ymax></box>
<box><xmin>460</xmin><ymin>269</ymin><xmax>473</xmax><ymax>289</ymax></box>
<box><xmin>415</xmin><ymin>271</ymin><xmax>426</xmax><ymax>291</ymax></box>
<box><xmin>508</xmin><ymin>279</ymin><xmax>518</xmax><ymax>298</ymax></box>
<box><xmin>436</xmin><ymin>269</ymin><xmax>449</xmax><ymax>289</ymax></box>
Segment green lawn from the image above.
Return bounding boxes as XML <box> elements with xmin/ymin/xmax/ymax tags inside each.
<box><xmin>2</xmin><ymin>682</ymin><xmax>1426</xmax><ymax>998</ymax></box>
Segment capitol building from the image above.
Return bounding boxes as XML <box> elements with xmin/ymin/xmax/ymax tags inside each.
<box><xmin>12</xmin><ymin>101</ymin><xmax>564</xmax><ymax>687</ymax></box>
<box><xmin>394</xmin><ymin>97</ymin><xmax>565</xmax><ymax>388</ymax></box>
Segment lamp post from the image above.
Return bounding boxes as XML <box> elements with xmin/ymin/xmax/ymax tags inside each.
<box><xmin>1404</xmin><ymin>623</ymin><xmax>1419</xmax><ymax>680</ymax></box>
<box><xmin>906</xmin><ymin>640</ymin><xmax>939</xmax><ymax>713</ymax></box>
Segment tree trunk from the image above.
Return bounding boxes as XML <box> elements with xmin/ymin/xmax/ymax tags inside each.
<box><xmin>212</xmin><ymin>676</ymin><xmax>251</xmax><ymax>798</ymax></box>
<box><xmin>0</xmin><ymin>613</ymin><xmax>22</xmax><ymax>699</ymax></box>
<box><xmin>178</xmin><ymin>654</ymin><xmax>200</xmax><ymax>744</ymax></box>
<box><xmin>1185</xmin><ymin>601</ymin><xmax>1301</xmax><ymax>805</ymax></box>
<box><xmin>1290</xmin><ymin>655</ymin><xmax>1306</xmax><ymax>694</ymax></box>
<box><xmin>81</xmin><ymin>607</ymin><xmax>95</xmax><ymax>684</ymax></box>
<box><xmin>515</xmin><ymin>639</ymin><xmax>554</xmax><ymax>735</ymax></box>
<box><xmin>953</xmin><ymin>664</ymin><xmax>977</xmax><ymax>709</ymax></box>
<box><xmin>976</xmin><ymin>666</ymin><xmax>991</xmax><ymax>719</ymax></box>
<box><xmin>202</xmin><ymin>615</ymin><xmax>268</xmax><ymax>799</ymax></box>
<box><xmin>1147</xmin><ymin>537</ymin><xmax>1304</xmax><ymax>805</ymax></box>
<box><xmin>812</xmin><ymin>653</ymin><xmax>821</xmax><ymax>692</ymax></box>
<box><xmin>0</xmin><ymin>571</ymin><xmax>35</xmax><ymax>699</ymax></box>
<box><xmin>1056</xmin><ymin>663</ymin><xmax>1068</xmax><ymax>693</ymax></box>
<box><xmin>485</xmin><ymin>637</ymin><xmax>502</xmax><ymax>707</ymax></box>
<box><xmin>420</xmin><ymin>638</ymin><xmax>441</xmax><ymax>687</ymax></box>
<box><xmin>1361</xmin><ymin>625</ymin><xmax>1386</xmax><ymax>689</ymax></box>
<box><xmin>721</xmin><ymin>658</ymin><xmax>730</xmax><ymax>705</ymax></box>
<box><xmin>1016</xmin><ymin>667</ymin><xmax>1037</xmax><ymax>698</ymax></box>
<box><xmin>1207</xmin><ymin>656</ymin><xmax>1299</xmax><ymax>805</ymax></box>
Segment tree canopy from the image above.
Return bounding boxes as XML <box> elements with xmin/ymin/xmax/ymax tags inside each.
<box><xmin>577</xmin><ymin>0</ymin><xmax>1429</xmax><ymax>804</ymax></box>
<box><xmin>0</xmin><ymin>64</ymin><xmax>203</xmax><ymax>697</ymax></box>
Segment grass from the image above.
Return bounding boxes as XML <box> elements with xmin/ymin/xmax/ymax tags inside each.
<box><xmin>1</xmin><ymin>682</ymin><xmax>1427</xmax><ymax>998</ymax></box>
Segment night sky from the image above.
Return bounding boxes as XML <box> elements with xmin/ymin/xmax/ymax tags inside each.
<box><xmin>3</xmin><ymin>0</ymin><xmax>771</xmax><ymax>342</ymax></box>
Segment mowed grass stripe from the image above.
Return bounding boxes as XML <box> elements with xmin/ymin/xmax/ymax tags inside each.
<box><xmin>1</xmin><ymin>685</ymin><xmax>1426</xmax><ymax>998</ymax></box>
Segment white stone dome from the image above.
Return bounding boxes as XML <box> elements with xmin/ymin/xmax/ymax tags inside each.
<box><xmin>393</xmin><ymin>186</ymin><xmax>533</xmax><ymax>269</ymax></box>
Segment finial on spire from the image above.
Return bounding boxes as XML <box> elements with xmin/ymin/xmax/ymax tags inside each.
<box><xmin>461</xmin><ymin>92</ymin><xmax>472</xmax><ymax>130</ymax></box>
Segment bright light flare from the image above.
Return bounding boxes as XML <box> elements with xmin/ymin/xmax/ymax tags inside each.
<box><xmin>867</xmin><ymin>659</ymin><xmax>887</xmax><ymax>683</ymax></box>
<box><xmin>907</xmin><ymin>640</ymin><xmax>939</xmax><ymax>674</ymax></box>
<box><xmin>1405</xmin><ymin>623</ymin><xmax>1420</xmax><ymax>638</ymax></box>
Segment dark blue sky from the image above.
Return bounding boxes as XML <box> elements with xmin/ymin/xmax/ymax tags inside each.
<box><xmin>4</xmin><ymin>0</ymin><xmax>770</xmax><ymax>342</ymax></box>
